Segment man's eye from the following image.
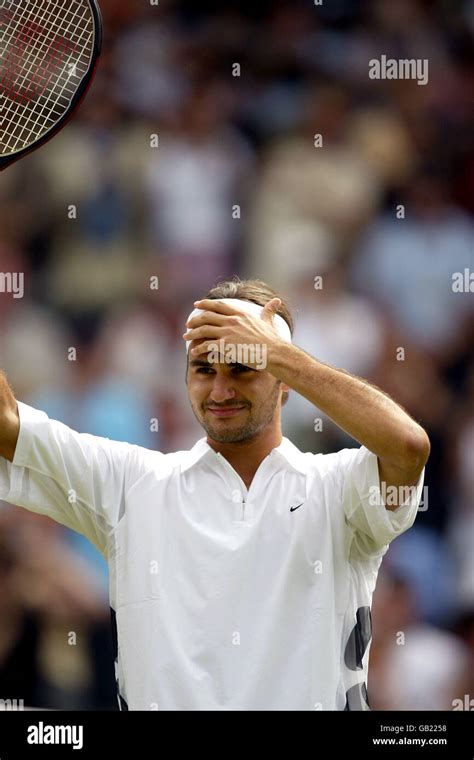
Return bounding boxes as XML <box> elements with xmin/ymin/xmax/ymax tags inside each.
<box><xmin>233</xmin><ymin>365</ymin><xmax>252</xmax><ymax>373</ymax></box>
<box><xmin>196</xmin><ymin>367</ymin><xmax>214</xmax><ymax>374</ymax></box>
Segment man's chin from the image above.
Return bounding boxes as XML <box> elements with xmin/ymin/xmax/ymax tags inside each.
<box><xmin>207</xmin><ymin>429</ymin><xmax>254</xmax><ymax>444</ymax></box>
<box><xmin>202</xmin><ymin>419</ymin><xmax>256</xmax><ymax>444</ymax></box>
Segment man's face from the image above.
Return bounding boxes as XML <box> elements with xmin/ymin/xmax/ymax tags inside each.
<box><xmin>187</xmin><ymin>344</ymin><xmax>283</xmax><ymax>443</ymax></box>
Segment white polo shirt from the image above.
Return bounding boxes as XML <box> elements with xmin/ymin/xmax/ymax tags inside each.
<box><xmin>0</xmin><ymin>402</ymin><xmax>424</xmax><ymax>710</ymax></box>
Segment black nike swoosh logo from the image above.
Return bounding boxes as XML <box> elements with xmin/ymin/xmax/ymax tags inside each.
<box><xmin>290</xmin><ymin>502</ymin><xmax>304</xmax><ymax>512</ymax></box>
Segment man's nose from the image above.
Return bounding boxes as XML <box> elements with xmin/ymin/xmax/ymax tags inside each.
<box><xmin>209</xmin><ymin>372</ymin><xmax>237</xmax><ymax>404</ymax></box>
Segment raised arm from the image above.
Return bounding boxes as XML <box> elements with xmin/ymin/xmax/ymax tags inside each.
<box><xmin>267</xmin><ymin>342</ymin><xmax>430</xmax><ymax>494</ymax></box>
<box><xmin>0</xmin><ymin>371</ymin><xmax>20</xmax><ymax>462</ymax></box>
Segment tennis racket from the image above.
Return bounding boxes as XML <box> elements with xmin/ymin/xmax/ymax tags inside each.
<box><xmin>0</xmin><ymin>0</ymin><xmax>102</xmax><ymax>170</ymax></box>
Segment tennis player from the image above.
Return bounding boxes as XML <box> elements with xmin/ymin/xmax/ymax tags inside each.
<box><xmin>0</xmin><ymin>279</ymin><xmax>430</xmax><ymax>711</ymax></box>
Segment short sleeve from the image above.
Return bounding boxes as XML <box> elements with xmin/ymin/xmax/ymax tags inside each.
<box><xmin>0</xmin><ymin>402</ymin><xmax>159</xmax><ymax>556</ymax></box>
<box><xmin>336</xmin><ymin>445</ymin><xmax>424</xmax><ymax>557</ymax></box>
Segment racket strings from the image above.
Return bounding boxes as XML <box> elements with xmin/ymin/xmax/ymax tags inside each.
<box><xmin>1</xmin><ymin>4</ymin><xmax>76</xmax><ymax>101</ymax></box>
<box><xmin>0</xmin><ymin>0</ymin><xmax>94</xmax><ymax>155</ymax></box>
<box><xmin>1</xmin><ymin>1</ymin><xmax>91</xmax><ymax>109</ymax></box>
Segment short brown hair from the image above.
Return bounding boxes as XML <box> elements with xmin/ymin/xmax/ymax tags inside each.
<box><xmin>201</xmin><ymin>277</ymin><xmax>294</xmax><ymax>405</ymax></box>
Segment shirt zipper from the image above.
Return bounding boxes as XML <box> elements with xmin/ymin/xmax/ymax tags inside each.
<box><xmin>216</xmin><ymin>452</ymin><xmax>249</xmax><ymax>521</ymax></box>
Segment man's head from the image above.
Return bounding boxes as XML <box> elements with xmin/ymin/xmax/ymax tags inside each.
<box><xmin>185</xmin><ymin>278</ymin><xmax>294</xmax><ymax>444</ymax></box>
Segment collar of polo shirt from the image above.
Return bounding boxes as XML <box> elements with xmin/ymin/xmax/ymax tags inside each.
<box><xmin>179</xmin><ymin>436</ymin><xmax>309</xmax><ymax>475</ymax></box>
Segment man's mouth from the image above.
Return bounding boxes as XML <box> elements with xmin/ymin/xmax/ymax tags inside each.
<box><xmin>206</xmin><ymin>406</ymin><xmax>247</xmax><ymax>418</ymax></box>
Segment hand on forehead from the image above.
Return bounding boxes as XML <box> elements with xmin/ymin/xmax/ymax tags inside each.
<box><xmin>184</xmin><ymin>298</ymin><xmax>292</xmax><ymax>355</ymax></box>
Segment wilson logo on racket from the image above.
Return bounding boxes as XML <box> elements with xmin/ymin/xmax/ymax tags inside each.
<box><xmin>0</xmin><ymin>18</ymin><xmax>76</xmax><ymax>104</ymax></box>
<box><xmin>0</xmin><ymin>0</ymin><xmax>102</xmax><ymax>170</ymax></box>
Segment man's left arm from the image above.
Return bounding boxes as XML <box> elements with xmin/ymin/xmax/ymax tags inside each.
<box><xmin>267</xmin><ymin>342</ymin><xmax>430</xmax><ymax>511</ymax></box>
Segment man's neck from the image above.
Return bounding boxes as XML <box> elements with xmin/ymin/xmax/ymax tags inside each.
<box><xmin>207</xmin><ymin>429</ymin><xmax>283</xmax><ymax>489</ymax></box>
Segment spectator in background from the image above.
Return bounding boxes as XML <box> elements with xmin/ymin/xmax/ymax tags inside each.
<box><xmin>447</xmin><ymin>361</ymin><xmax>474</xmax><ymax>613</ymax></box>
<box><xmin>370</xmin><ymin>571</ymin><xmax>471</xmax><ymax>711</ymax></box>
<box><xmin>351</xmin><ymin>168</ymin><xmax>474</xmax><ymax>359</ymax></box>
<box><xmin>145</xmin><ymin>81</ymin><xmax>255</xmax><ymax>300</ymax></box>
<box><xmin>31</xmin><ymin>86</ymin><xmax>150</xmax><ymax>340</ymax></box>
<box><xmin>282</xmin><ymin>259</ymin><xmax>386</xmax><ymax>451</ymax></box>
<box><xmin>247</xmin><ymin>84</ymin><xmax>381</xmax><ymax>289</ymax></box>
<box><xmin>111</xmin><ymin>8</ymin><xmax>188</xmax><ymax>120</ymax></box>
<box><xmin>0</xmin><ymin>509</ymin><xmax>114</xmax><ymax>709</ymax></box>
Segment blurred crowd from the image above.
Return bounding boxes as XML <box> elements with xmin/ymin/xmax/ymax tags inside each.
<box><xmin>0</xmin><ymin>0</ymin><xmax>473</xmax><ymax>710</ymax></box>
